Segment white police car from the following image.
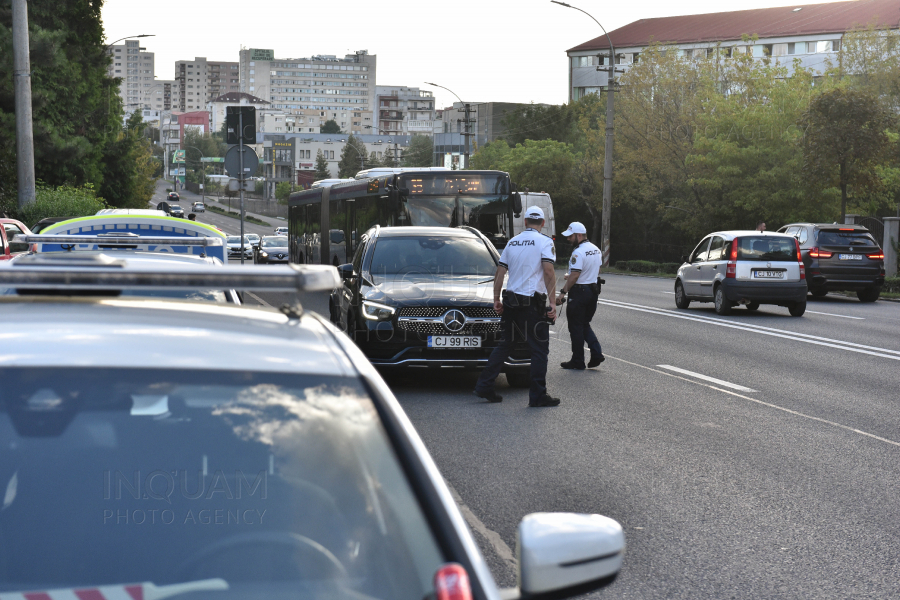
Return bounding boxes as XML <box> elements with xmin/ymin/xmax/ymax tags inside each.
<box><xmin>0</xmin><ymin>263</ymin><xmax>624</xmax><ymax>600</ymax></box>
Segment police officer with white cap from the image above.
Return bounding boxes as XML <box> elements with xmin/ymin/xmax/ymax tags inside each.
<box><xmin>473</xmin><ymin>206</ymin><xmax>561</xmax><ymax>407</ymax></box>
<box><xmin>556</xmin><ymin>222</ymin><xmax>605</xmax><ymax>369</ymax></box>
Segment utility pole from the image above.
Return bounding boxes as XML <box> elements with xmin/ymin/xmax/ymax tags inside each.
<box><xmin>12</xmin><ymin>0</ymin><xmax>36</xmax><ymax>208</ymax></box>
<box><xmin>239</xmin><ymin>110</ymin><xmax>246</xmax><ymax>264</ymax></box>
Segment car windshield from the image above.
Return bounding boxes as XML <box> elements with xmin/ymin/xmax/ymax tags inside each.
<box><xmin>247</xmin><ymin>235</ymin><xmax>259</xmax><ymax>241</ymax></box>
<box><xmin>226</xmin><ymin>237</ymin><xmax>246</xmax><ymax>244</ymax></box>
<box><xmin>262</xmin><ymin>238</ymin><xmax>288</xmax><ymax>248</ymax></box>
<box><xmin>369</xmin><ymin>236</ymin><xmax>496</xmax><ymax>279</ymax></box>
<box><xmin>0</xmin><ymin>368</ymin><xmax>444</xmax><ymax>599</ymax></box>
<box><xmin>735</xmin><ymin>236</ymin><xmax>796</xmax><ymax>261</ymax></box>
<box><xmin>818</xmin><ymin>231</ymin><xmax>877</xmax><ymax>247</ymax></box>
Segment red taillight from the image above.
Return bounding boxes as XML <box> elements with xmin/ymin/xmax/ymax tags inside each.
<box><xmin>434</xmin><ymin>563</ymin><xmax>472</xmax><ymax>600</ymax></box>
<box><xmin>726</xmin><ymin>262</ymin><xmax>736</xmax><ymax>278</ymax></box>
<box><xmin>800</xmin><ymin>264</ymin><xmax>805</xmax><ymax>280</ymax></box>
<box><xmin>808</xmin><ymin>247</ymin><xmax>832</xmax><ymax>259</ymax></box>
<box><xmin>839</xmin><ymin>228</ymin><xmax>854</xmax><ymax>231</ymax></box>
<box><xmin>730</xmin><ymin>238</ymin><xmax>738</xmax><ymax>260</ymax></box>
<box><xmin>868</xmin><ymin>252</ymin><xmax>884</xmax><ymax>260</ymax></box>
<box><xmin>795</xmin><ymin>238</ymin><xmax>802</xmax><ymax>262</ymax></box>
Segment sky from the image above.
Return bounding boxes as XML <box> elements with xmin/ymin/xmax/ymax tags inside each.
<box><xmin>101</xmin><ymin>0</ymin><xmax>846</xmax><ymax>109</ymax></box>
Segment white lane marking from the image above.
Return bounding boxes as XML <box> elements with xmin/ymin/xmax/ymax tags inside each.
<box><xmin>445</xmin><ymin>480</ymin><xmax>518</xmax><ymax>572</ymax></box>
<box><xmin>806</xmin><ymin>310</ymin><xmax>864</xmax><ymax>320</ymax></box>
<box><xmin>657</xmin><ymin>365</ymin><xmax>757</xmax><ymax>392</ymax></box>
<box><xmin>607</xmin><ymin>355</ymin><xmax>900</xmax><ymax>449</ymax></box>
<box><xmin>598</xmin><ymin>298</ymin><xmax>900</xmax><ymax>361</ymax></box>
<box><xmin>244</xmin><ymin>291</ymin><xmax>271</xmax><ymax>307</ymax></box>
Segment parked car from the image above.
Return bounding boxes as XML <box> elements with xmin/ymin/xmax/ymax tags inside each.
<box><xmin>274</xmin><ymin>226</ymin><xmax>288</xmax><ymax>236</ymax></box>
<box><xmin>0</xmin><ymin>218</ymin><xmax>32</xmax><ymax>260</ymax></box>
<box><xmin>226</xmin><ymin>235</ymin><xmax>253</xmax><ymax>259</ymax></box>
<box><xmin>192</xmin><ymin>201</ymin><xmax>205</xmax><ymax>212</ymax></box>
<box><xmin>675</xmin><ymin>230</ymin><xmax>808</xmax><ymax>316</ymax></box>
<box><xmin>0</xmin><ymin>262</ymin><xmax>625</xmax><ymax>600</ymax></box>
<box><xmin>776</xmin><ymin>223</ymin><xmax>885</xmax><ymax>302</ymax></box>
<box><xmin>254</xmin><ymin>235</ymin><xmax>289</xmax><ymax>264</ymax></box>
<box><xmin>330</xmin><ymin>225</ymin><xmax>532</xmax><ymax>386</ymax></box>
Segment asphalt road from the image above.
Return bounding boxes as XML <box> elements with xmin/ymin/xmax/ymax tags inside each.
<box><xmin>194</xmin><ymin>195</ymin><xmax>900</xmax><ymax>597</ymax></box>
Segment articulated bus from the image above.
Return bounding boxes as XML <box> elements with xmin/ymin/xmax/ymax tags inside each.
<box><xmin>287</xmin><ymin>170</ymin><xmax>522</xmax><ymax>266</ymax></box>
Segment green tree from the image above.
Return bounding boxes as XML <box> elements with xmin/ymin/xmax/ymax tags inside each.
<box><xmin>0</xmin><ymin>0</ymin><xmax>121</xmax><ymax>199</ymax></box>
<box><xmin>337</xmin><ymin>134</ymin><xmax>368</xmax><ymax>178</ymax></box>
<box><xmin>98</xmin><ymin>110</ymin><xmax>156</xmax><ymax>208</ymax></box>
<box><xmin>499</xmin><ymin>102</ymin><xmax>582</xmax><ymax>146</ymax></box>
<box><xmin>800</xmin><ymin>88</ymin><xmax>897</xmax><ymax>221</ymax></box>
<box><xmin>275</xmin><ymin>181</ymin><xmax>292</xmax><ymax>203</ymax></box>
<box><xmin>402</xmin><ymin>135</ymin><xmax>434</xmax><ymax>167</ymax></box>
<box><xmin>314</xmin><ymin>149</ymin><xmax>331</xmax><ymax>180</ymax></box>
<box><xmin>367</xmin><ymin>151</ymin><xmax>382</xmax><ymax>169</ymax></box>
<box><xmin>321</xmin><ymin>119</ymin><xmax>341</xmax><ymax>134</ymax></box>
<box><xmin>16</xmin><ymin>183</ymin><xmax>107</xmax><ymax>228</ymax></box>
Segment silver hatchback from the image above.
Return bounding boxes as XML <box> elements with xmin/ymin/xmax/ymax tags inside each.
<box><xmin>675</xmin><ymin>231</ymin><xmax>808</xmax><ymax>316</ymax></box>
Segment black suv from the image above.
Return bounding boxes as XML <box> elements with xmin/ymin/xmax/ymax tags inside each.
<box><xmin>330</xmin><ymin>226</ymin><xmax>531</xmax><ymax>386</ymax></box>
<box><xmin>777</xmin><ymin>223</ymin><xmax>885</xmax><ymax>301</ymax></box>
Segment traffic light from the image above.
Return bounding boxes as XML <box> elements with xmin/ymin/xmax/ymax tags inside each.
<box><xmin>226</xmin><ymin>106</ymin><xmax>257</xmax><ymax>144</ymax></box>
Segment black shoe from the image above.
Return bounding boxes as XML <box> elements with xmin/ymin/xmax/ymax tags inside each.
<box><xmin>473</xmin><ymin>389</ymin><xmax>503</xmax><ymax>403</ymax></box>
<box><xmin>588</xmin><ymin>354</ymin><xmax>606</xmax><ymax>368</ymax></box>
<box><xmin>529</xmin><ymin>395</ymin><xmax>561</xmax><ymax>407</ymax></box>
<box><xmin>560</xmin><ymin>360</ymin><xmax>586</xmax><ymax>370</ymax></box>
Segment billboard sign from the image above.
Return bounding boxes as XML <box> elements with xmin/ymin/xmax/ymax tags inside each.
<box><xmin>249</xmin><ymin>49</ymin><xmax>274</xmax><ymax>61</ymax></box>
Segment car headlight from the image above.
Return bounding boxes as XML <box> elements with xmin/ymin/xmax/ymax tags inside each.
<box><xmin>362</xmin><ymin>300</ymin><xmax>396</xmax><ymax>321</ymax></box>
<box><xmin>261</xmin><ymin>252</ymin><xmax>268</xmax><ymax>257</ymax></box>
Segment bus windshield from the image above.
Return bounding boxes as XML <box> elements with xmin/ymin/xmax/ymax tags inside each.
<box><xmin>405</xmin><ymin>196</ymin><xmax>509</xmax><ymax>247</ymax></box>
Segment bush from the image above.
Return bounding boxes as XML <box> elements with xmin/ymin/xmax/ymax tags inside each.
<box><xmin>625</xmin><ymin>260</ymin><xmax>660</xmax><ymax>273</ymax></box>
<box><xmin>884</xmin><ymin>277</ymin><xmax>900</xmax><ymax>294</ymax></box>
<box><xmin>615</xmin><ymin>261</ymin><xmax>628</xmax><ymax>270</ymax></box>
<box><xmin>15</xmin><ymin>184</ymin><xmax>108</xmax><ymax>229</ymax></box>
<box><xmin>660</xmin><ymin>262</ymin><xmax>681</xmax><ymax>274</ymax></box>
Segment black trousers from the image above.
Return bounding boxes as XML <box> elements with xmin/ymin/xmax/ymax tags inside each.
<box><xmin>475</xmin><ymin>297</ymin><xmax>550</xmax><ymax>402</ymax></box>
<box><xmin>566</xmin><ymin>285</ymin><xmax>602</xmax><ymax>365</ymax></box>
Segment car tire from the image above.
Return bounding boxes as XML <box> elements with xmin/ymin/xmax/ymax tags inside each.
<box><xmin>746</xmin><ymin>302</ymin><xmax>760</xmax><ymax>311</ymax></box>
<box><xmin>506</xmin><ymin>369</ymin><xmax>530</xmax><ymax>388</ymax></box>
<box><xmin>857</xmin><ymin>287</ymin><xmax>881</xmax><ymax>303</ymax></box>
<box><xmin>789</xmin><ymin>301</ymin><xmax>807</xmax><ymax>317</ymax></box>
<box><xmin>810</xmin><ymin>287</ymin><xmax>827</xmax><ymax>297</ymax></box>
<box><xmin>714</xmin><ymin>285</ymin><xmax>732</xmax><ymax>316</ymax></box>
<box><xmin>674</xmin><ymin>281</ymin><xmax>691</xmax><ymax>309</ymax></box>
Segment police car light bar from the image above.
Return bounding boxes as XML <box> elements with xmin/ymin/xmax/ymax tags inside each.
<box><xmin>0</xmin><ymin>260</ymin><xmax>339</xmax><ymax>293</ymax></box>
<box><xmin>15</xmin><ymin>234</ymin><xmax>225</xmax><ymax>246</ymax></box>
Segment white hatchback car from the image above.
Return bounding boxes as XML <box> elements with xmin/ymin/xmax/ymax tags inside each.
<box><xmin>0</xmin><ymin>263</ymin><xmax>625</xmax><ymax>600</ymax></box>
<box><xmin>675</xmin><ymin>230</ymin><xmax>808</xmax><ymax>316</ymax></box>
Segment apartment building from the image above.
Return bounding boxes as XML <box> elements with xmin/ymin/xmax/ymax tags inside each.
<box><xmin>260</xmin><ymin>133</ymin><xmax>411</xmax><ymax>182</ymax></box>
<box><xmin>239</xmin><ymin>49</ymin><xmax>376</xmax><ymax>135</ymax></box>
<box><xmin>207</xmin><ymin>92</ymin><xmax>271</xmax><ymax>134</ymax></box>
<box><xmin>565</xmin><ymin>0</ymin><xmax>900</xmax><ymax>101</ymax></box>
<box><xmin>106</xmin><ymin>39</ymin><xmax>158</xmax><ymax>111</ymax></box>
<box><xmin>172</xmin><ymin>58</ymin><xmax>241</xmax><ymax>112</ymax></box>
<box><xmin>373</xmin><ymin>86</ymin><xmax>436</xmax><ymax>136</ymax></box>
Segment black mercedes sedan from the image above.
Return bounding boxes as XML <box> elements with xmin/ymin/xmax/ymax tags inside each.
<box><xmin>330</xmin><ymin>226</ymin><xmax>531</xmax><ymax>387</ymax></box>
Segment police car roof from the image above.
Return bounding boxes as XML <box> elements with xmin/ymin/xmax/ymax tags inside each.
<box><xmin>11</xmin><ymin>250</ymin><xmax>223</xmax><ymax>268</ymax></box>
<box><xmin>374</xmin><ymin>226</ymin><xmax>480</xmax><ymax>238</ymax></box>
<box><xmin>0</xmin><ymin>297</ymin><xmax>352</xmax><ymax>376</ymax></box>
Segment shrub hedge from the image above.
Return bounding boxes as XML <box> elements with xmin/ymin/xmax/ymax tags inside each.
<box><xmin>884</xmin><ymin>276</ymin><xmax>900</xmax><ymax>294</ymax></box>
<box><xmin>614</xmin><ymin>260</ymin><xmax>681</xmax><ymax>275</ymax></box>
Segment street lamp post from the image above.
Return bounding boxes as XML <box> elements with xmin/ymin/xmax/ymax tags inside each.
<box><xmin>551</xmin><ymin>1</ymin><xmax>616</xmax><ymax>266</ymax></box>
<box><xmin>425</xmin><ymin>82</ymin><xmax>471</xmax><ymax>169</ymax></box>
<box><xmin>182</xmin><ymin>145</ymin><xmax>207</xmax><ymax>205</ymax></box>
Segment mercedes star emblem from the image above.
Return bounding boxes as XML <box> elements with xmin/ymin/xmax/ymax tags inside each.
<box><xmin>442</xmin><ymin>310</ymin><xmax>466</xmax><ymax>332</ymax></box>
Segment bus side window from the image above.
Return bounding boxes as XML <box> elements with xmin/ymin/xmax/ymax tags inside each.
<box><xmin>308</xmin><ymin>203</ymin><xmax>321</xmax><ymax>264</ymax></box>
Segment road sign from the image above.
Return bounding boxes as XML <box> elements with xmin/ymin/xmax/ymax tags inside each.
<box><xmin>173</xmin><ymin>150</ymin><xmax>186</xmax><ymax>163</ymax></box>
<box><xmin>200</xmin><ymin>157</ymin><xmax>224</xmax><ymax>163</ymax></box>
<box><xmin>224</xmin><ymin>145</ymin><xmax>259</xmax><ymax>179</ymax></box>
<box><xmin>226</xmin><ymin>106</ymin><xmax>256</xmax><ymax>144</ymax></box>
<box><xmin>169</xmin><ymin>167</ymin><xmax>185</xmax><ymax>176</ymax></box>
<box><xmin>228</xmin><ymin>179</ymin><xmax>255</xmax><ymax>192</ymax></box>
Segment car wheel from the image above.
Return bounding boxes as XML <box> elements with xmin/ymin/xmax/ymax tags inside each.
<box><xmin>789</xmin><ymin>301</ymin><xmax>807</xmax><ymax>317</ymax></box>
<box><xmin>674</xmin><ymin>281</ymin><xmax>691</xmax><ymax>309</ymax></box>
<box><xmin>506</xmin><ymin>369</ymin><xmax>530</xmax><ymax>388</ymax></box>
<box><xmin>714</xmin><ymin>285</ymin><xmax>732</xmax><ymax>316</ymax></box>
<box><xmin>746</xmin><ymin>302</ymin><xmax>760</xmax><ymax>311</ymax></box>
<box><xmin>857</xmin><ymin>287</ymin><xmax>881</xmax><ymax>302</ymax></box>
<box><xmin>810</xmin><ymin>288</ymin><xmax>828</xmax><ymax>297</ymax></box>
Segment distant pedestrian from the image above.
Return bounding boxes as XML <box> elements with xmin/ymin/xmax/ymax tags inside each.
<box><xmin>756</xmin><ymin>221</ymin><xmax>766</xmax><ymax>232</ymax></box>
<box><xmin>556</xmin><ymin>222</ymin><xmax>604</xmax><ymax>370</ymax></box>
<box><xmin>473</xmin><ymin>206</ymin><xmax>560</xmax><ymax>407</ymax></box>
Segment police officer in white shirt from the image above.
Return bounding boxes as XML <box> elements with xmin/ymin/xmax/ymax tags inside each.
<box><xmin>473</xmin><ymin>206</ymin><xmax>561</xmax><ymax>407</ymax></box>
<box><xmin>556</xmin><ymin>222</ymin><xmax>605</xmax><ymax>369</ymax></box>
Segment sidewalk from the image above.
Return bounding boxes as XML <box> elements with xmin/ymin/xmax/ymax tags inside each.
<box><xmin>156</xmin><ymin>180</ymin><xmax>283</xmax><ymax>225</ymax></box>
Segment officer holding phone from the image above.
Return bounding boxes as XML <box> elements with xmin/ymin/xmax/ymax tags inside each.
<box><xmin>473</xmin><ymin>206</ymin><xmax>561</xmax><ymax>407</ymax></box>
<box><xmin>556</xmin><ymin>222</ymin><xmax>605</xmax><ymax>369</ymax></box>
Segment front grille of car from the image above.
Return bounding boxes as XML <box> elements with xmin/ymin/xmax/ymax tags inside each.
<box><xmin>397</xmin><ymin>306</ymin><xmax>501</xmax><ymax>335</ymax></box>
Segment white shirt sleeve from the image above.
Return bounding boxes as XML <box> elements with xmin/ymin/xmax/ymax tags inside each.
<box><xmin>541</xmin><ymin>237</ymin><xmax>555</xmax><ymax>264</ymax></box>
<box><xmin>570</xmin><ymin>250</ymin><xmax>583</xmax><ymax>272</ymax></box>
<box><xmin>498</xmin><ymin>245</ymin><xmax>510</xmax><ymax>269</ymax></box>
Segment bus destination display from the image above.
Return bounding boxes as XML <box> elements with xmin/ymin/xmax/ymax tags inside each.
<box><xmin>400</xmin><ymin>173</ymin><xmax>508</xmax><ymax>195</ymax></box>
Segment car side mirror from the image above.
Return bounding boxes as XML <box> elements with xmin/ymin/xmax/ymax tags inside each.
<box><xmin>511</xmin><ymin>192</ymin><xmax>522</xmax><ymax>217</ymax></box>
<box><xmin>516</xmin><ymin>513</ymin><xmax>624</xmax><ymax>599</ymax></box>
<box><xmin>337</xmin><ymin>263</ymin><xmax>355</xmax><ymax>280</ymax></box>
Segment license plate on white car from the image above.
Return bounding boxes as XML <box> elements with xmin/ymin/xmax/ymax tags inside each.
<box><xmin>838</xmin><ymin>254</ymin><xmax>863</xmax><ymax>260</ymax></box>
<box><xmin>427</xmin><ymin>336</ymin><xmax>481</xmax><ymax>348</ymax></box>
<box><xmin>753</xmin><ymin>270</ymin><xmax>785</xmax><ymax>279</ymax></box>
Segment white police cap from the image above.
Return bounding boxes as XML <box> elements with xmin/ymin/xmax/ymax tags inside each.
<box><xmin>561</xmin><ymin>222</ymin><xmax>587</xmax><ymax>236</ymax></box>
<box><xmin>524</xmin><ymin>206</ymin><xmax>545</xmax><ymax>220</ymax></box>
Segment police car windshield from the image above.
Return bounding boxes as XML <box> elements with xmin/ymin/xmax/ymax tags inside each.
<box><xmin>369</xmin><ymin>236</ymin><xmax>496</xmax><ymax>279</ymax></box>
<box><xmin>0</xmin><ymin>367</ymin><xmax>444</xmax><ymax>598</ymax></box>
